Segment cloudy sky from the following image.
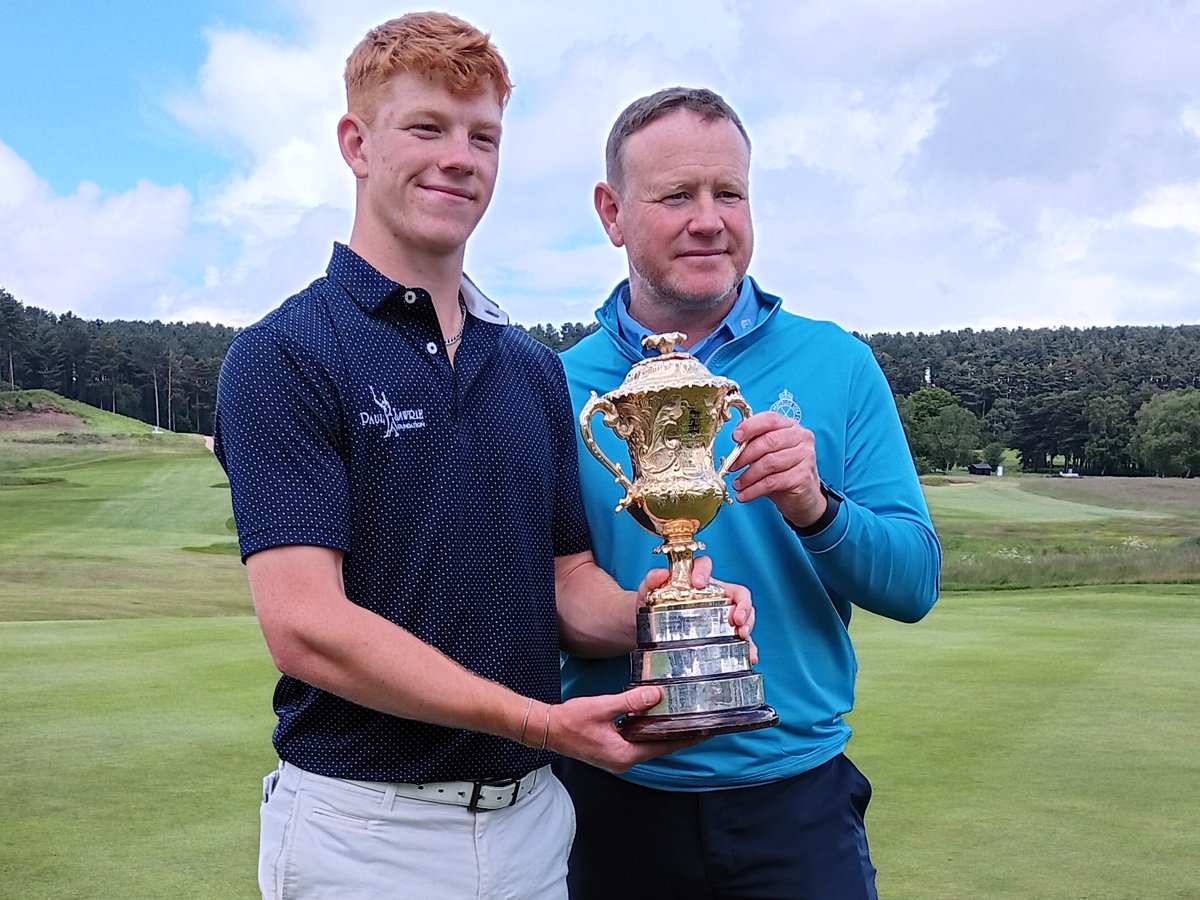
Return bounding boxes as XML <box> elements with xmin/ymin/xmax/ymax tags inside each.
<box><xmin>2</xmin><ymin>1</ymin><xmax>1198</xmax><ymax>334</ymax></box>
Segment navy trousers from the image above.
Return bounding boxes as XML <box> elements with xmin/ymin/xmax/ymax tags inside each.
<box><xmin>555</xmin><ymin>753</ymin><xmax>878</xmax><ymax>900</ymax></box>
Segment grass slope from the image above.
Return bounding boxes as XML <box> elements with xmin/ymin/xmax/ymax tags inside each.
<box><xmin>1</xmin><ymin>393</ymin><xmax>247</xmax><ymax>621</ymax></box>
<box><xmin>1</xmin><ymin>389</ymin><xmax>202</xmax><ymax>477</ymax></box>
<box><xmin>0</xmin><ymin>389</ymin><xmax>186</xmax><ymax>436</ymax></box>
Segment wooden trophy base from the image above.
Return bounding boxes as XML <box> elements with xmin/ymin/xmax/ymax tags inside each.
<box><xmin>618</xmin><ymin>706</ymin><xmax>780</xmax><ymax>742</ymax></box>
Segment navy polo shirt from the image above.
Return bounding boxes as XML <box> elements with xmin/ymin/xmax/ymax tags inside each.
<box><xmin>214</xmin><ymin>243</ymin><xmax>592</xmax><ymax>783</ymax></box>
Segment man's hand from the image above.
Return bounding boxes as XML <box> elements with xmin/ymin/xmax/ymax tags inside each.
<box><xmin>545</xmin><ymin>688</ymin><xmax>699</xmax><ymax>772</ymax></box>
<box><xmin>636</xmin><ymin>556</ymin><xmax>757</xmax><ymax>663</ymax></box>
<box><xmin>731</xmin><ymin>411</ymin><xmax>826</xmax><ymax>529</ymax></box>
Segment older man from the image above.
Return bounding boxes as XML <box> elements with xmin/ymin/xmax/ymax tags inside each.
<box><xmin>558</xmin><ymin>87</ymin><xmax>942</xmax><ymax>900</ymax></box>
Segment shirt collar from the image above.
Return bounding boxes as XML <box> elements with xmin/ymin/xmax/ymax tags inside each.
<box><xmin>615</xmin><ymin>278</ymin><xmax>763</xmax><ymax>363</ymax></box>
<box><xmin>325</xmin><ymin>242</ymin><xmax>509</xmax><ymax>325</ymax></box>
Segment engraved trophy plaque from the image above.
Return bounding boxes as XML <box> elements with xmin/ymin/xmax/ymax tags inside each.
<box><xmin>580</xmin><ymin>333</ymin><xmax>779</xmax><ymax>741</ymax></box>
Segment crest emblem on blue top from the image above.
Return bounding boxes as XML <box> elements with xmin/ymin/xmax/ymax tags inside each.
<box><xmin>770</xmin><ymin>389</ymin><xmax>802</xmax><ymax>420</ymax></box>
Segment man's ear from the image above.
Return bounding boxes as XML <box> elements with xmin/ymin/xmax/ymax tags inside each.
<box><xmin>338</xmin><ymin>114</ymin><xmax>370</xmax><ymax>179</ymax></box>
<box><xmin>594</xmin><ymin>182</ymin><xmax>625</xmax><ymax>248</ymax></box>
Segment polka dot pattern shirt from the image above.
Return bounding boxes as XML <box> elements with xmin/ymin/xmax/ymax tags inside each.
<box><xmin>214</xmin><ymin>243</ymin><xmax>592</xmax><ymax>782</ymax></box>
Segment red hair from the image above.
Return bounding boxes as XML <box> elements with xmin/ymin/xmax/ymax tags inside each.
<box><xmin>344</xmin><ymin>12</ymin><xmax>512</xmax><ymax>122</ymax></box>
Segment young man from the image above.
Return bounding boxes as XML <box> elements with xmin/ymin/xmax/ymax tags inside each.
<box><xmin>214</xmin><ymin>22</ymin><xmax>749</xmax><ymax>899</ymax></box>
<box><xmin>558</xmin><ymin>87</ymin><xmax>943</xmax><ymax>899</ymax></box>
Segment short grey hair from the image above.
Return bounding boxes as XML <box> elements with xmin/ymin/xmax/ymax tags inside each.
<box><xmin>605</xmin><ymin>87</ymin><xmax>751</xmax><ymax>187</ymax></box>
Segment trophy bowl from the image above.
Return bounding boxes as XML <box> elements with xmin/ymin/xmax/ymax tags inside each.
<box><xmin>580</xmin><ymin>333</ymin><xmax>779</xmax><ymax>741</ymax></box>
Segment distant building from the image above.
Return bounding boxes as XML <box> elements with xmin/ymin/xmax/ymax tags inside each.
<box><xmin>968</xmin><ymin>462</ymin><xmax>993</xmax><ymax>476</ymax></box>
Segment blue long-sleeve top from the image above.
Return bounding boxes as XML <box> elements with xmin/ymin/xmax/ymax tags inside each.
<box><xmin>560</xmin><ymin>278</ymin><xmax>941</xmax><ymax>790</ymax></box>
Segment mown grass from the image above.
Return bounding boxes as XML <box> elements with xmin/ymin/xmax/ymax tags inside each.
<box><xmin>850</xmin><ymin>584</ymin><xmax>1199</xmax><ymax>900</ymax></box>
<box><xmin>1</xmin><ymin>427</ymin><xmax>248</xmax><ymax>622</ymax></box>
<box><xmin>2</xmin><ymin>409</ymin><xmax>264</xmax><ymax>898</ymax></box>
<box><xmin>4</xmin><ymin>586</ymin><xmax>1196</xmax><ymax>898</ymax></box>
<box><xmin>1</xmin><ymin>405</ymin><xmax>1198</xmax><ymax>899</ymax></box>
<box><xmin>0</xmin><ymin>617</ymin><xmax>274</xmax><ymax>900</ymax></box>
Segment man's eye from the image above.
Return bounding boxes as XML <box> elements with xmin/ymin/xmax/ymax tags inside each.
<box><xmin>662</xmin><ymin>192</ymin><xmax>688</xmax><ymax>203</ymax></box>
<box><xmin>411</xmin><ymin>123</ymin><xmax>440</xmax><ymax>134</ymax></box>
<box><xmin>473</xmin><ymin>133</ymin><xmax>498</xmax><ymax>146</ymax></box>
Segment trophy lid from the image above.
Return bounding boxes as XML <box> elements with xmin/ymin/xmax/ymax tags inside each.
<box><xmin>603</xmin><ymin>333</ymin><xmax>738</xmax><ymax>400</ymax></box>
<box><xmin>600</xmin><ymin>333</ymin><xmax>739</xmax><ymax>400</ymax></box>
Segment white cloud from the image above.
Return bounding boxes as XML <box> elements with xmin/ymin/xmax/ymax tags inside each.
<box><xmin>0</xmin><ymin>141</ymin><xmax>192</xmax><ymax>319</ymax></box>
<box><xmin>167</xmin><ymin>27</ymin><xmax>343</xmax><ymax>160</ymax></box>
<box><xmin>1184</xmin><ymin>105</ymin><xmax>1200</xmax><ymax>141</ymax></box>
<box><xmin>0</xmin><ymin>142</ymin><xmax>42</xmax><ymax>211</ymax></box>
<box><xmin>1131</xmin><ymin>182</ymin><xmax>1200</xmax><ymax>234</ymax></box>
<box><xmin>1128</xmin><ymin>181</ymin><xmax>1200</xmax><ymax>279</ymax></box>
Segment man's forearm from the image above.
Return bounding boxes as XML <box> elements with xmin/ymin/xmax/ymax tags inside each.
<box><xmin>555</xmin><ymin>550</ymin><xmax>640</xmax><ymax>658</ymax></box>
<box><xmin>803</xmin><ymin>503</ymin><xmax>941</xmax><ymax>623</ymax></box>
<box><xmin>249</xmin><ymin>546</ymin><xmax>532</xmax><ymax>744</ymax></box>
<box><xmin>269</xmin><ymin>599</ymin><xmax>532</xmax><ymax>737</ymax></box>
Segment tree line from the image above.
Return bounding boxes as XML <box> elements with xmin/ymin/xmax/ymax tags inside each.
<box><xmin>3</xmin><ymin>288</ymin><xmax>1198</xmax><ymax>474</ymax></box>
<box><xmin>868</xmin><ymin>325</ymin><xmax>1200</xmax><ymax>476</ymax></box>
<box><xmin>1</xmin><ymin>288</ymin><xmax>236</xmax><ymax>435</ymax></box>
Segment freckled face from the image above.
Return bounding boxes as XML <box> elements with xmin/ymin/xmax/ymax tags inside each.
<box><xmin>606</xmin><ymin>110</ymin><xmax>753</xmax><ymax>312</ymax></box>
<box><xmin>353</xmin><ymin>72</ymin><xmax>502</xmax><ymax>258</ymax></box>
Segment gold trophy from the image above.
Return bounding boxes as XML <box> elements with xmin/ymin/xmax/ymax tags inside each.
<box><xmin>580</xmin><ymin>333</ymin><xmax>779</xmax><ymax>741</ymax></box>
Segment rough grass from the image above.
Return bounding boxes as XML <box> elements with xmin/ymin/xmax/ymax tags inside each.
<box><xmin>0</xmin><ymin>390</ymin><xmax>202</xmax><ymax>479</ymax></box>
<box><xmin>925</xmin><ymin>475</ymin><xmax>1200</xmax><ymax>590</ymax></box>
<box><xmin>1020</xmin><ymin>473</ymin><xmax>1200</xmax><ymax>516</ymax></box>
<box><xmin>0</xmin><ymin>388</ymin><xmax>181</xmax><ymax>436</ymax></box>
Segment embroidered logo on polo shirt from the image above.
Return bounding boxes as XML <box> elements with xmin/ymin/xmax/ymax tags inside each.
<box><xmin>361</xmin><ymin>385</ymin><xmax>425</xmax><ymax>437</ymax></box>
<box><xmin>770</xmin><ymin>389</ymin><xmax>802</xmax><ymax>420</ymax></box>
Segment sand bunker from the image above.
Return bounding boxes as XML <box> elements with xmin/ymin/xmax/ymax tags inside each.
<box><xmin>0</xmin><ymin>410</ymin><xmax>85</xmax><ymax>432</ymax></box>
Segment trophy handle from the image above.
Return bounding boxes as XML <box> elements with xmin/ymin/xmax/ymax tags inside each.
<box><xmin>580</xmin><ymin>392</ymin><xmax>636</xmax><ymax>512</ymax></box>
<box><xmin>715</xmin><ymin>392</ymin><xmax>753</xmax><ymax>484</ymax></box>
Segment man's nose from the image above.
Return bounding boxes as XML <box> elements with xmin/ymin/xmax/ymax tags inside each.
<box><xmin>687</xmin><ymin>195</ymin><xmax>725</xmax><ymax>235</ymax></box>
<box><xmin>439</xmin><ymin>130</ymin><xmax>476</xmax><ymax>174</ymax></box>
